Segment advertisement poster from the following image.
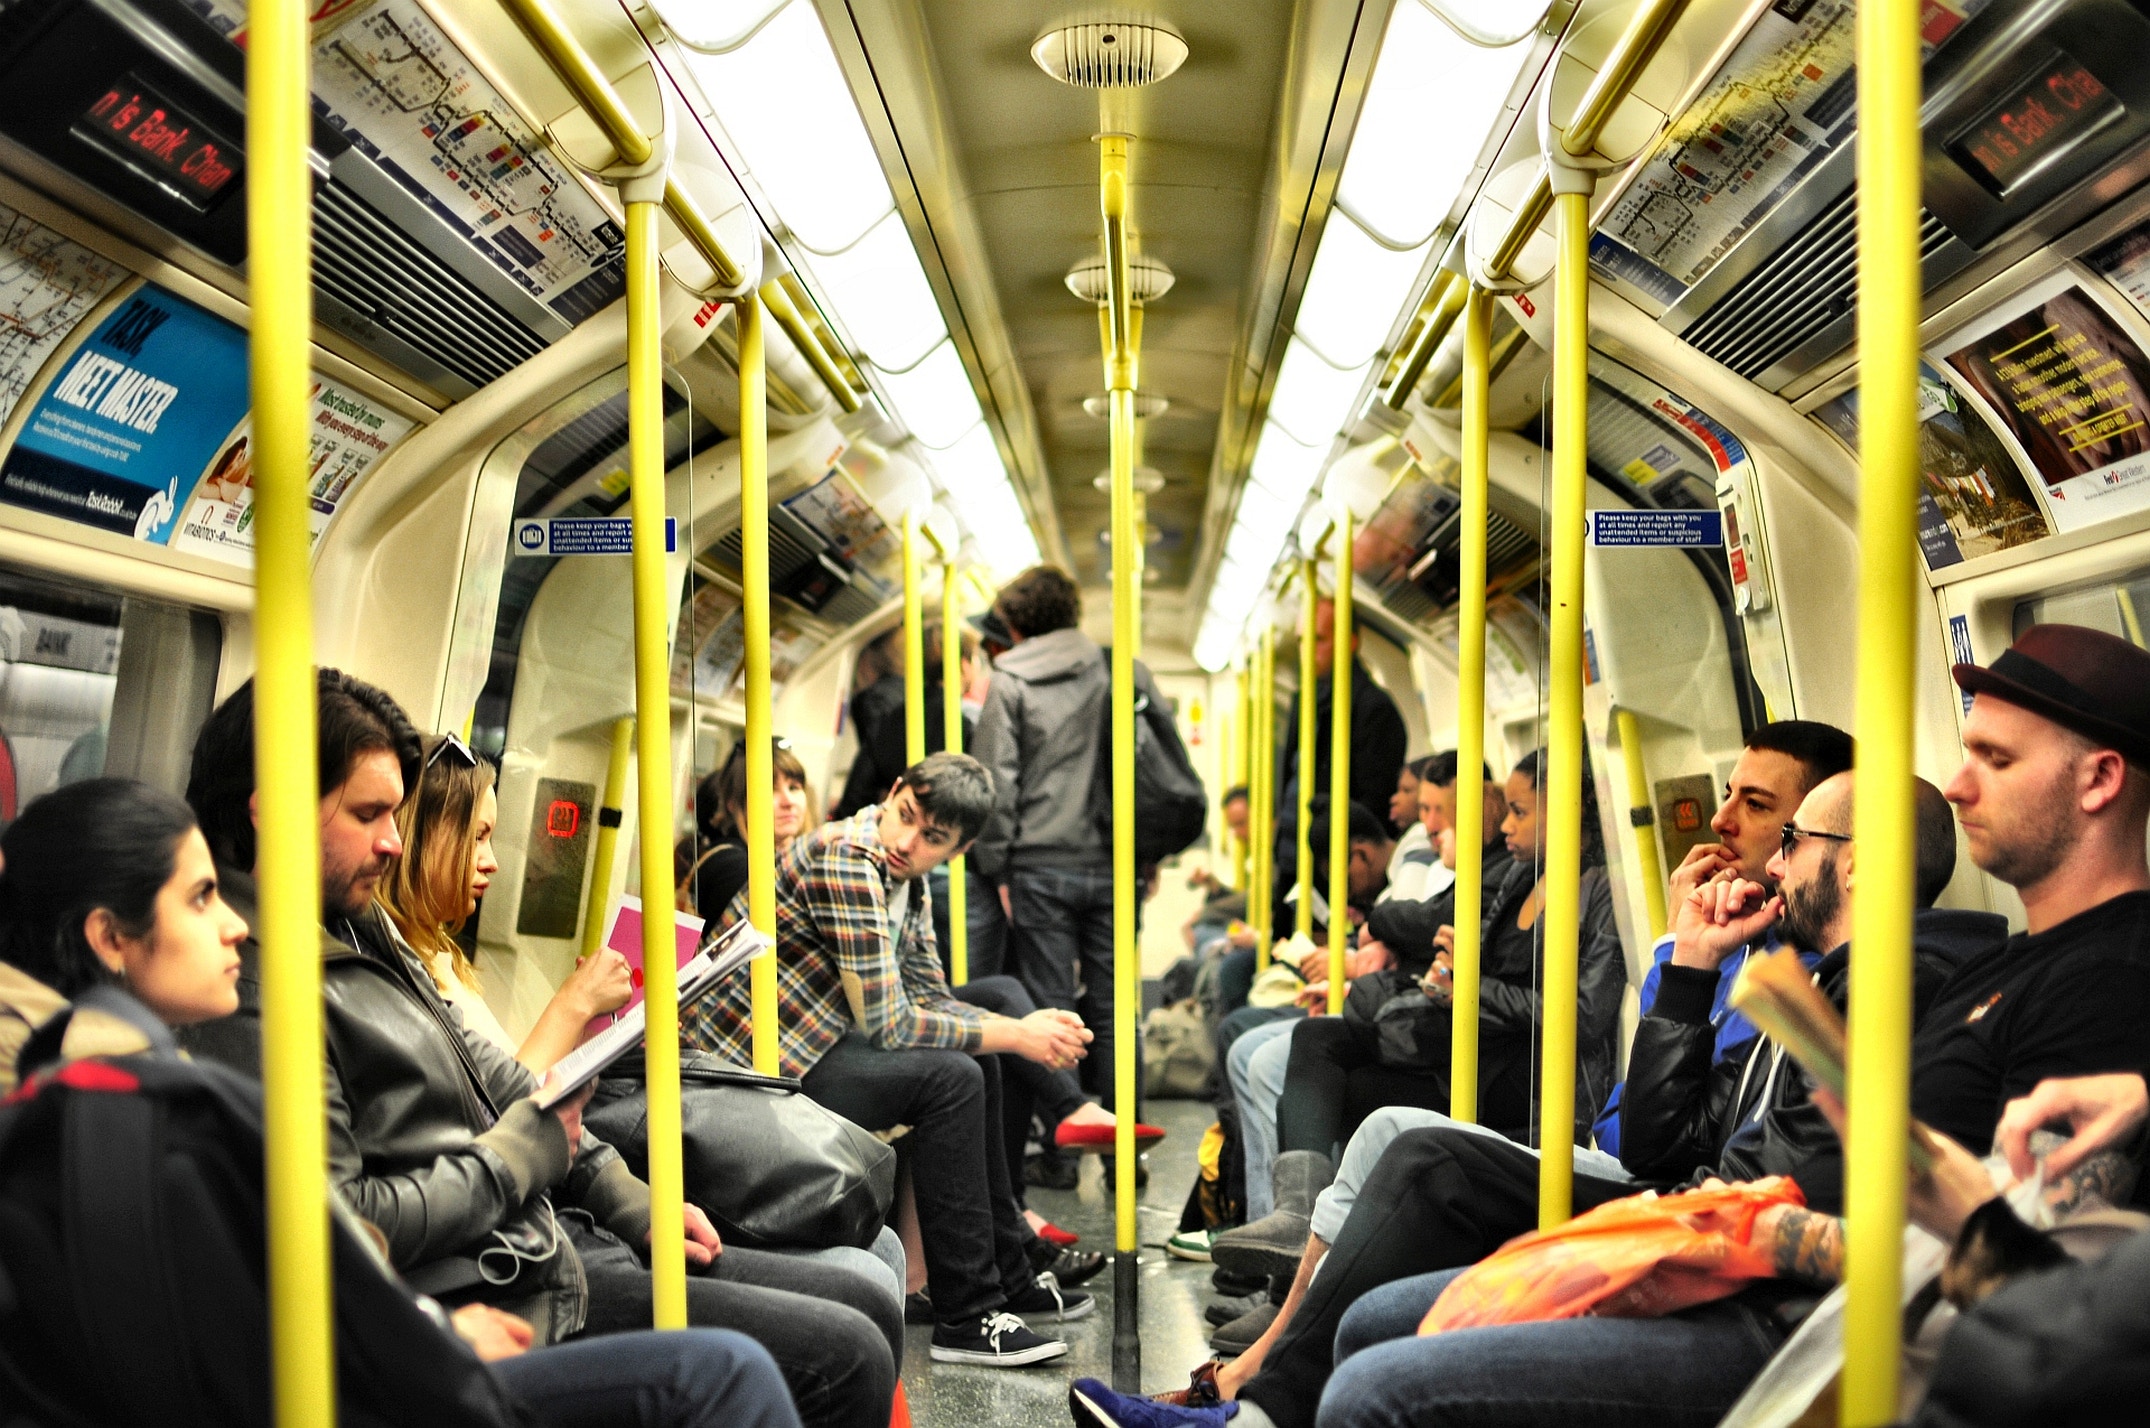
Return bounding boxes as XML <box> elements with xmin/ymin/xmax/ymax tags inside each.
<box><xmin>1945</xmin><ymin>283</ymin><xmax>2150</xmax><ymax>533</ymax></box>
<box><xmin>783</xmin><ymin>470</ymin><xmax>898</xmax><ymax>594</ymax></box>
<box><xmin>0</xmin><ymin>285</ymin><xmax>249</xmax><ymax>540</ymax></box>
<box><xmin>1814</xmin><ymin>361</ymin><xmax>2049</xmax><ymax>567</ymax></box>
<box><xmin>672</xmin><ymin>580</ymin><xmax>744</xmax><ymax>700</ymax></box>
<box><xmin>0</xmin><ymin>203</ymin><xmax>130</xmax><ymax>431</ymax></box>
<box><xmin>2090</xmin><ymin>222</ymin><xmax>2150</xmax><ymax>328</ymax></box>
<box><xmin>166</xmin><ymin>377</ymin><xmax>416</xmax><ymax>566</ymax></box>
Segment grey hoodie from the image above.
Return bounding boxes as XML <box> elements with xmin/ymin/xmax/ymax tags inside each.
<box><xmin>969</xmin><ymin>625</ymin><xmax>1164</xmax><ymax>877</ymax></box>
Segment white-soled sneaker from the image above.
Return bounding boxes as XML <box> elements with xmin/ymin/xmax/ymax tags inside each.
<box><xmin>1003</xmin><ymin>1271</ymin><xmax>1096</xmax><ymax>1323</ymax></box>
<box><xmin>929</xmin><ymin>1311</ymin><xmax>1070</xmax><ymax>1366</ymax></box>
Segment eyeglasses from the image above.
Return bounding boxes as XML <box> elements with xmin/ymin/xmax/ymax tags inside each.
<box><xmin>425</xmin><ymin>732</ymin><xmax>478</xmax><ymax>771</ymax></box>
<box><xmin>1779</xmin><ymin>823</ymin><xmax>1853</xmax><ymax>861</ymax></box>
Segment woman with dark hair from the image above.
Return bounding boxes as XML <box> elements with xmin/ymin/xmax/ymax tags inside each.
<box><xmin>377</xmin><ymin>733</ymin><xmax>632</xmax><ymax>1077</ymax></box>
<box><xmin>1458</xmin><ymin>746</ymin><xmax>1626</xmax><ymax>1143</ymax></box>
<box><xmin>0</xmin><ymin>777</ymin><xmax>803</xmax><ymax>1428</ymax></box>
<box><xmin>675</xmin><ymin>737</ymin><xmax>812</xmax><ymax>920</ymax></box>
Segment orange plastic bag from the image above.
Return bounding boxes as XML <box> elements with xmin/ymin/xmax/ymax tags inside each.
<box><xmin>1419</xmin><ymin>1176</ymin><xmax>1805</xmax><ymax>1335</ymax></box>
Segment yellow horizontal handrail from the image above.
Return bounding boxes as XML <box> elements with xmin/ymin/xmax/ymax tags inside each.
<box><xmin>759</xmin><ymin>278</ymin><xmax>862</xmax><ymax>413</ymax></box>
<box><xmin>492</xmin><ymin>0</ymin><xmax>865</xmax><ymax>412</ymax></box>
<box><xmin>1560</xmin><ymin>0</ymin><xmax>1686</xmax><ymax>158</ymax></box>
<box><xmin>495</xmin><ymin>0</ymin><xmax>655</xmax><ymax>170</ymax></box>
<box><xmin>1384</xmin><ymin>271</ymin><xmax>1466</xmax><ymax>411</ymax></box>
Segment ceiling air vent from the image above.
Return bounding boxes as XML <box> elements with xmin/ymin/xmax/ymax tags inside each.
<box><xmin>1031</xmin><ymin>20</ymin><xmax>1187</xmax><ymax>88</ymax></box>
<box><xmin>311</xmin><ymin>178</ymin><xmax>553</xmax><ymax>395</ymax></box>
<box><xmin>1678</xmin><ymin>189</ymin><xmax>1956</xmax><ymax>385</ymax></box>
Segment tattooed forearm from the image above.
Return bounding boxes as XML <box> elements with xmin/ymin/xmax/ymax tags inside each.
<box><xmin>1767</xmin><ymin>1207</ymin><xmax>1846</xmax><ymax>1284</ymax></box>
<box><xmin>2043</xmin><ymin>1148</ymin><xmax>2137</xmax><ymax>1218</ymax></box>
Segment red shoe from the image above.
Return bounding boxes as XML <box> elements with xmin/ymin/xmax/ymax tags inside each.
<box><xmin>1037</xmin><ymin>1219</ymin><xmax>1081</xmax><ymax>1248</ymax></box>
<box><xmin>1055</xmin><ymin>1120</ymin><xmax>1166</xmax><ymax>1152</ymax></box>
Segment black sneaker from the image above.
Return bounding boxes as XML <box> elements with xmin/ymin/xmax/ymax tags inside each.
<box><xmin>929</xmin><ymin>1311</ymin><xmax>1069</xmax><ymax>1366</ymax></box>
<box><xmin>1025</xmin><ymin>1150</ymin><xmax>1080</xmax><ymax>1190</ymax></box>
<box><xmin>1028</xmin><ymin>1241</ymin><xmax>1106</xmax><ymax>1287</ymax></box>
<box><xmin>903</xmin><ymin>1289</ymin><xmax>934</xmax><ymax>1325</ymax></box>
<box><xmin>1003</xmin><ymin>1271</ymin><xmax>1096</xmax><ymax>1322</ymax></box>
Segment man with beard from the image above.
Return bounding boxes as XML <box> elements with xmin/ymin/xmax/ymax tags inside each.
<box><xmin>178</xmin><ymin>672</ymin><xmax>901</xmax><ymax>1428</ymax></box>
<box><xmin>1079</xmin><ymin>624</ymin><xmax>2150</xmax><ymax>1428</ymax></box>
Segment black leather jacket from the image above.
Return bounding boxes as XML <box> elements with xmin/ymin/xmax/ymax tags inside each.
<box><xmin>180</xmin><ymin>869</ymin><xmax>651</xmax><ymax>1340</ymax></box>
<box><xmin>1477</xmin><ymin>857</ymin><xmax>1629</xmax><ymax>1146</ymax></box>
<box><xmin>1618</xmin><ymin>908</ymin><xmax>2006</xmax><ymax>1212</ymax></box>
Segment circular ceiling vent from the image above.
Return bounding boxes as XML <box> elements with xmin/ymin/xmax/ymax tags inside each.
<box><xmin>1083</xmin><ymin>393</ymin><xmax>1170</xmax><ymax>419</ymax></box>
<box><xmin>1031</xmin><ymin>21</ymin><xmax>1188</xmax><ymax>89</ymax></box>
<box><xmin>1065</xmin><ymin>253</ymin><xmax>1176</xmax><ymax>305</ymax></box>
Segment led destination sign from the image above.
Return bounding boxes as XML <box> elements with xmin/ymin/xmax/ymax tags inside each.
<box><xmin>1949</xmin><ymin>50</ymin><xmax>2120</xmax><ymax>199</ymax></box>
<box><xmin>72</xmin><ymin>76</ymin><xmax>242</xmax><ymax>212</ymax></box>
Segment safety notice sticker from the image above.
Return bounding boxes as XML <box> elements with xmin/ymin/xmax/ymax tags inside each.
<box><xmin>1587</xmin><ymin>510</ymin><xmax>1724</xmax><ymax>547</ymax></box>
<box><xmin>512</xmin><ymin>517</ymin><xmax>674</xmax><ymax>556</ymax></box>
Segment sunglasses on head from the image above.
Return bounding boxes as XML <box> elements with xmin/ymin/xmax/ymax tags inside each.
<box><xmin>1779</xmin><ymin>822</ymin><xmax>1853</xmax><ymax>861</ymax></box>
<box><xmin>425</xmin><ymin>732</ymin><xmax>478</xmax><ymax>770</ymax></box>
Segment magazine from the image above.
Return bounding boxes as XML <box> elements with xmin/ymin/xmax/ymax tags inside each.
<box><xmin>535</xmin><ymin>918</ymin><xmax>771</xmax><ymax>1109</ymax></box>
<box><xmin>1726</xmin><ymin>946</ymin><xmax>1938</xmax><ymax>1173</ymax></box>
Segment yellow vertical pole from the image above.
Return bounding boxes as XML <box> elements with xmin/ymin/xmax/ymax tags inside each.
<box><xmin>1294</xmin><ymin>562</ymin><xmax>1318</xmax><ymax>938</ymax></box>
<box><xmin>740</xmin><ymin>296</ymin><xmax>779</xmax><ymax>1078</ymax></box>
<box><xmin>1253</xmin><ymin>627</ymin><xmax>1276</xmax><ymax>968</ymax></box>
<box><xmin>249</xmin><ymin>0</ymin><xmax>334</xmax><ymax>1414</ymax></box>
<box><xmin>1538</xmin><ymin>187</ymin><xmax>1591</xmax><ymax>1230</ymax></box>
<box><xmin>580</xmin><ymin>716</ymin><xmax>636</xmax><ymax>959</ymax></box>
<box><xmin>1232</xmin><ymin>668</ymin><xmax>1251</xmax><ymax>891</ymax></box>
<box><xmin>1451</xmin><ymin>286</ymin><xmax>1490</xmax><ymax>1126</ymax></box>
<box><xmin>903</xmin><ymin>514</ymin><xmax>926</xmax><ymax>767</ymax></box>
<box><xmin>626</xmin><ymin>198</ymin><xmax>687</xmax><ymax>1328</ymax></box>
<box><xmin>1843</xmin><ymin>1</ymin><xmax>1922</xmax><ymax>1420</ymax></box>
<box><xmin>1099</xmin><ymin>128</ymin><xmax>1144</xmax><ymax>1390</ymax></box>
<box><xmin>943</xmin><ymin>558</ymin><xmax>968</xmax><ymax>984</ymax></box>
<box><xmin>1615</xmin><ymin>708</ymin><xmax>1669</xmax><ymax>939</ymax></box>
<box><xmin>1326</xmin><ymin>514</ymin><xmax>1354</xmax><ymax>1014</ymax></box>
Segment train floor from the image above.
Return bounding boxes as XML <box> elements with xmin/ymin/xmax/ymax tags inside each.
<box><xmin>900</xmin><ymin>1094</ymin><xmax>1220</xmax><ymax>1427</ymax></box>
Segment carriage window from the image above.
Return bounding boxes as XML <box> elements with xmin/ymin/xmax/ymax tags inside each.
<box><xmin>2013</xmin><ymin>569</ymin><xmax>2150</xmax><ymax>646</ymax></box>
<box><xmin>0</xmin><ymin>562</ymin><xmax>219</xmax><ymax>822</ymax></box>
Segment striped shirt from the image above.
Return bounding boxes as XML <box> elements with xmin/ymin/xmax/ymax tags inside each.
<box><xmin>681</xmin><ymin>806</ymin><xmax>986</xmax><ymax>1077</ymax></box>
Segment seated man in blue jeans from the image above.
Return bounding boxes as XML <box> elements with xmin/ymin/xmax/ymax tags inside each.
<box><xmin>688</xmin><ymin>751</ymin><xmax>1098</xmax><ymax>1367</ymax></box>
<box><xmin>1075</xmin><ymin>624</ymin><xmax>2150</xmax><ymax>1428</ymax></box>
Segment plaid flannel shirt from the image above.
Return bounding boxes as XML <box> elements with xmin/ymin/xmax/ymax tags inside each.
<box><xmin>682</xmin><ymin>805</ymin><xmax>985</xmax><ymax>1077</ymax></box>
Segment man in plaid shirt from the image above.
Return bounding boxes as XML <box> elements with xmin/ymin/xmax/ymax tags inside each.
<box><xmin>686</xmin><ymin>752</ymin><xmax>1097</xmax><ymax>1368</ymax></box>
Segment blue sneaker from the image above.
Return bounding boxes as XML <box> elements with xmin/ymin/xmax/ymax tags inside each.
<box><xmin>1068</xmin><ymin>1378</ymin><xmax>1239</xmax><ymax>1428</ymax></box>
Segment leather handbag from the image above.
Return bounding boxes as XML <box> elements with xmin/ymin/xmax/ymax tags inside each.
<box><xmin>586</xmin><ymin>1051</ymin><xmax>897</xmax><ymax>1251</ymax></box>
<box><xmin>1344</xmin><ymin>969</ymin><xmax>1454</xmax><ymax>1073</ymax></box>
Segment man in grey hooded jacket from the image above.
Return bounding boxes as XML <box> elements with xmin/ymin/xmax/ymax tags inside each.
<box><xmin>971</xmin><ymin>565</ymin><xmax>1163</xmax><ymax>1111</ymax></box>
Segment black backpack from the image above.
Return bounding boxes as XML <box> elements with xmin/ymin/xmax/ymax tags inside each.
<box><xmin>0</xmin><ymin>1013</ymin><xmax>531</xmax><ymax>1428</ymax></box>
<box><xmin>1088</xmin><ymin>649</ymin><xmax>1209</xmax><ymax>867</ymax></box>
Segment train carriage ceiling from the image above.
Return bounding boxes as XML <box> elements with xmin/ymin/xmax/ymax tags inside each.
<box><xmin>815</xmin><ymin>0</ymin><xmax>1418</xmax><ymax>638</ymax></box>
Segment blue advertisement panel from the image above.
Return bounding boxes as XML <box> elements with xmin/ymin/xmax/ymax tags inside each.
<box><xmin>0</xmin><ymin>285</ymin><xmax>249</xmax><ymax>540</ymax></box>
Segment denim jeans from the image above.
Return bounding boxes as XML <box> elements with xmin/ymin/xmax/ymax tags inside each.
<box><xmin>1276</xmin><ymin>1017</ymin><xmax>1454</xmax><ymax>1161</ymax></box>
<box><xmin>1008</xmin><ymin>865</ymin><xmax>1134</xmax><ymax>1108</ymax></box>
<box><xmin>1309</xmin><ymin>1107</ymin><xmax>1634</xmax><ymax>1244</ymax></box>
<box><xmin>569</xmin><ymin>1219</ymin><xmax>895</xmax><ymax>1428</ymax></box>
<box><xmin>800</xmin><ymin>1032</ymin><xmax>1034</xmax><ymax>1323</ymax></box>
<box><xmin>1231</xmin><ymin>1017</ymin><xmax>1298</xmax><ymax>1219</ymax></box>
<box><xmin>955</xmin><ymin>975</ymin><xmax>1088</xmax><ymax>1205</ymax></box>
<box><xmin>1318</xmin><ymin>1269</ymin><xmax>1788</xmax><ymax>1428</ymax></box>
<box><xmin>769</xmin><ymin>1224</ymin><xmax>906</xmax><ymax>1327</ymax></box>
<box><xmin>496</xmin><ymin>1328</ymin><xmax>802</xmax><ymax>1428</ymax></box>
<box><xmin>933</xmin><ymin>865</ymin><xmax>1010</xmax><ymax>982</ymax></box>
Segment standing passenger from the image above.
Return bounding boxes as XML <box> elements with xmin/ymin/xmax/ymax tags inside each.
<box><xmin>971</xmin><ymin>564</ymin><xmax>1168</xmax><ymax>1112</ymax></box>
